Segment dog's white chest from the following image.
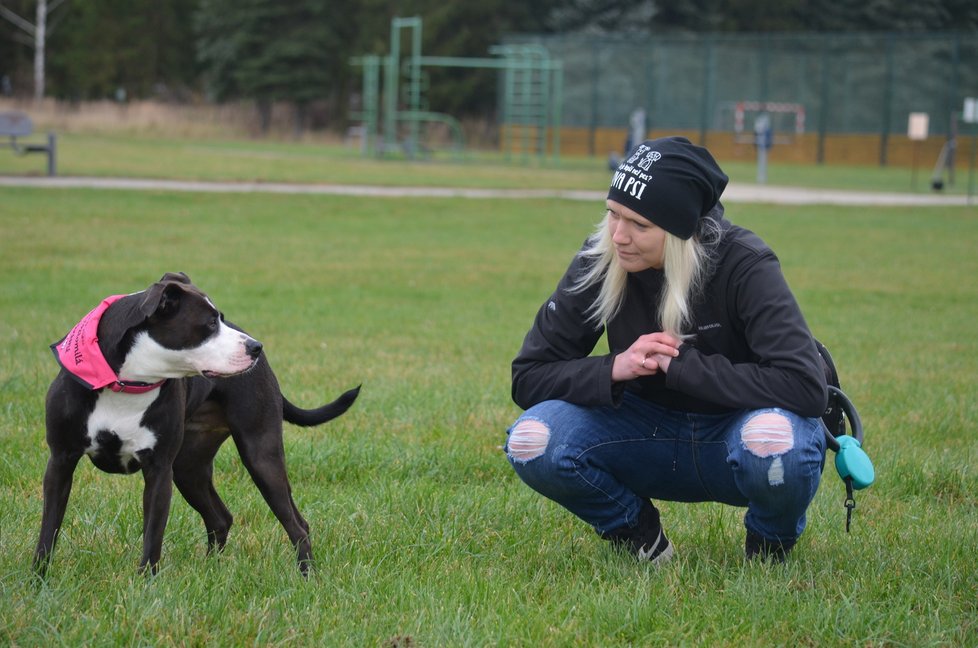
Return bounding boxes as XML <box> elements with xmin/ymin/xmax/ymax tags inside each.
<box><xmin>86</xmin><ymin>390</ymin><xmax>160</xmax><ymax>472</ymax></box>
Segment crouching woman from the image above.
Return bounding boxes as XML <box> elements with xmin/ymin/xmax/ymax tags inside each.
<box><xmin>505</xmin><ymin>136</ymin><xmax>827</xmax><ymax>563</ymax></box>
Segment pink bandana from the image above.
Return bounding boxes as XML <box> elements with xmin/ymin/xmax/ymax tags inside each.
<box><xmin>51</xmin><ymin>294</ymin><xmax>165</xmax><ymax>394</ymax></box>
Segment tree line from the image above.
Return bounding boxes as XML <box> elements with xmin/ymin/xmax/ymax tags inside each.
<box><xmin>2</xmin><ymin>0</ymin><xmax>976</xmax><ymax>133</ymax></box>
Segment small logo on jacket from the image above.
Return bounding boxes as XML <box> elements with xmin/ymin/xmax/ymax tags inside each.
<box><xmin>698</xmin><ymin>322</ymin><xmax>721</xmax><ymax>331</ymax></box>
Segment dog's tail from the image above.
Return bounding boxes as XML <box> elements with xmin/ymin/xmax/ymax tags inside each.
<box><xmin>282</xmin><ymin>385</ymin><xmax>361</xmax><ymax>427</ymax></box>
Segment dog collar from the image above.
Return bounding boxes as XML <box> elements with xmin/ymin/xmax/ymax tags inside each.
<box><xmin>51</xmin><ymin>294</ymin><xmax>167</xmax><ymax>394</ymax></box>
<box><xmin>108</xmin><ymin>379</ymin><xmax>167</xmax><ymax>394</ymax></box>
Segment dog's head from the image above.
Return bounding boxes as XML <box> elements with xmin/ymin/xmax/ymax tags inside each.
<box><xmin>100</xmin><ymin>272</ymin><xmax>263</xmax><ymax>382</ymax></box>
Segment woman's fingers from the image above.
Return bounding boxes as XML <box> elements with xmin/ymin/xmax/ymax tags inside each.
<box><xmin>638</xmin><ymin>332</ymin><xmax>681</xmax><ymax>357</ymax></box>
<box><xmin>613</xmin><ymin>334</ymin><xmax>681</xmax><ymax>382</ymax></box>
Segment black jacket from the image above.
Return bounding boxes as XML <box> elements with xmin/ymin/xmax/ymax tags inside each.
<box><xmin>511</xmin><ymin>218</ymin><xmax>828</xmax><ymax>418</ymax></box>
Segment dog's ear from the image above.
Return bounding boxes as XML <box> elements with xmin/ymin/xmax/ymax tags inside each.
<box><xmin>140</xmin><ymin>273</ymin><xmax>192</xmax><ymax>317</ymax></box>
<box><xmin>139</xmin><ymin>280</ymin><xmax>186</xmax><ymax>318</ymax></box>
<box><xmin>97</xmin><ymin>279</ymin><xmax>189</xmax><ymax>363</ymax></box>
<box><xmin>159</xmin><ymin>272</ymin><xmax>191</xmax><ymax>285</ymax></box>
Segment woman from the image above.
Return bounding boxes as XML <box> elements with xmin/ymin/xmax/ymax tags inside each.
<box><xmin>506</xmin><ymin>136</ymin><xmax>828</xmax><ymax>563</ymax></box>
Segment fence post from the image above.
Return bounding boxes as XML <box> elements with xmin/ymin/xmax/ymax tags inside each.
<box><xmin>588</xmin><ymin>41</ymin><xmax>599</xmax><ymax>158</ymax></box>
<box><xmin>817</xmin><ymin>41</ymin><xmax>830</xmax><ymax>165</ymax></box>
<box><xmin>879</xmin><ymin>34</ymin><xmax>895</xmax><ymax>167</ymax></box>
<box><xmin>699</xmin><ymin>36</ymin><xmax>715</xmax><ymax>146</ymax></box>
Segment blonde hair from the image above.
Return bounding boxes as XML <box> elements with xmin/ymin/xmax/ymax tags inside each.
<box><xmin>570</xmin><ymin>208</ymin><xmax>723</xmax><ymax>338</ymax></box>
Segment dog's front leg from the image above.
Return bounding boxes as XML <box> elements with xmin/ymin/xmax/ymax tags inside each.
<box><xmin>33</xmin><ymin>450</ymin><xmax>83</xmax><ymax>578</ymax></box>
<box><xmin>139</xmin><ymin>462</ymin><xmax>175</xmax><ymax>575</ymax></box>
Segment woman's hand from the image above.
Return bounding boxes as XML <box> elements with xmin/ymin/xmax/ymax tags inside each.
<box><xmin>612</xmin><ymin>332</ymin><xmax>682</xmax><ymax>382</ymax></box>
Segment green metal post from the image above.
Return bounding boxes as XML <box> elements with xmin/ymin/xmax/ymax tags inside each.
<box><xmin>502</xmin><ymin>61</ymin><xmax>513</xmax><ymax>162</ymax></box>
<box><xmin>384</xmin><ymin>19</ymin><xmax>400</xmax><ymax>156</ymax></box>
<box><xmin>405</xmin><ymin>17</ymin><xmax>423</xmax><ymax>155</ymax></box>
<box><xmin>551</xmin><ymin>60</ymin><xmax>562</xmax><ymax>164</ymax></box>
<box><xmin>536</xmin><ymin>51</ymin><xmax>550</xmax><ymax>160</ymax></box>
<box><xmin>362</xmin><ymin>55</ymin><xmax>380</xmax><ymax>156</ymax></box>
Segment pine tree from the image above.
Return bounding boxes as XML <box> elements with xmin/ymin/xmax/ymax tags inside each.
<box><xmin>196</xmin><ymin>0</ymin><xmax>356</xmax><ymax>134</ymax></box>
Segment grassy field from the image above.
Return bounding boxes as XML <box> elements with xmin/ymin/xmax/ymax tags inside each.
<box><xmin>1</xmin><ymin>138</ymin><xmax>977</xmax><ymax>646</ymax></box>
<box><xmin>2</xmin><ymin>130</ymin><xmax>975</xmax><ymax>196</ymax></box>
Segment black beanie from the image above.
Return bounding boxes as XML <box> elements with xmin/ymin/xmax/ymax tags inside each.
<box><xmin>606</xmin><ymin>136</ymin><xmax>728</xmax><ymax>240</ymax></box>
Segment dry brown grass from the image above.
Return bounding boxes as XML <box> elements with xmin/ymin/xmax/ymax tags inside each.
<box><xmin>0</xmin><ymin>98</ymin><xmax>346</xmax><ymax>143</ymax></box>
<box><xmin>0</xmin><ymin>97</ymin><xmax>507</xmax><ymax>149</ymax></box>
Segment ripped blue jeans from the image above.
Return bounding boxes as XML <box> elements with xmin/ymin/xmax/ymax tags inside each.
<box><xmin>505</xmin><ymin>392</ymin><xmax>826</xmax><ymax>544</ymax></box>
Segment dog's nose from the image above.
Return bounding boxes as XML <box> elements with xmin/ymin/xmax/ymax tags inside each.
<box><xmin>246</xmin><ymin>338</ymin><xmax>263</xmax><ymax>358</ymax></box>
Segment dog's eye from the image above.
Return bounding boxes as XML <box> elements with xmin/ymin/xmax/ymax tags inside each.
<box><xmin>208</xmin><ymin>316</ymin><xmax>219</xmax><ymax>331</ymax></box>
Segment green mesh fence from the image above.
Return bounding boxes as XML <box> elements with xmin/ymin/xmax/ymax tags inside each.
<box><xmin>503</xmin><ymin>31</ymin><xmax>978</xmax><ymax>139</ymax></box>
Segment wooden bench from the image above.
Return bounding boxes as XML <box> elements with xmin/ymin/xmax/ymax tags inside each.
<box><xmin>0</xmin><ymin>111</ymin><xmax>57</xmax><ymax>176</ymax></box>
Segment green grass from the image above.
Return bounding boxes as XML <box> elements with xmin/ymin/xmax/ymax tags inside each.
<box><xmin>1</xmin><ymin>155</ymin><xmax>977</xmax><ymax>645</ymax></box>
<box><xmin>2</xmin><ymin>130</ymin><xmax>974</xmax><ymax>195</ymax></box>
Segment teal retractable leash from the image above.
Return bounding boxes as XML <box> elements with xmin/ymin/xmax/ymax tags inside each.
<box><xmin>816</xmin><ymin>341</ymin><xmax>875</xmax><ymax>532</ymax></box>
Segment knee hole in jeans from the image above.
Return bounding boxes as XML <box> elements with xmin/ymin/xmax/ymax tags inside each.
<box><xmin>740</xmin><ymin>411</ymin><xmax>794</xmax><ymax>457</ymax></box>
<box><xmin>740</xmin><ymin>410</ymin><xmax>794</xmax><ymax>486</ymax></box>
<box><xmin>508</xmin><ymin>418</ymin><xmax>550</xmax><ymax>463</ymax></box>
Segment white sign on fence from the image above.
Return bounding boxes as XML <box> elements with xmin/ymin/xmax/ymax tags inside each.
<box><xmin>907</xmin><ymin>113</ymin><xmax>929</xmax><ymax>140</ymax></box>
<box><xmin>964</xmin><ymin>98</ymin><xmax>978</xmax><ymax>124</ymax></box>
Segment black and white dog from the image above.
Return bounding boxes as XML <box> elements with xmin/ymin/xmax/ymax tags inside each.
<box><xmin>34</xmin><ymin>272</ymin><xmax>360</xmax><ymax>576</ymax></box>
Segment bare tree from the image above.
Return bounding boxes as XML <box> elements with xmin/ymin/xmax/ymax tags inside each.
<box><xmin>0</xmin><ymin>0</ymin><xmax>69</xmax><ymax>102</ymax></box>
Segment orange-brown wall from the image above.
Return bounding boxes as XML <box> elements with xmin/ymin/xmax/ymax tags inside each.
<box><xmin>502</xmin><ymin>125</ymin><xmax>952</xmax><ymax>168</ymax></box>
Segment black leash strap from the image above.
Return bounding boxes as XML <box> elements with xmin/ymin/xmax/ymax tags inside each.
<box><xmin>844</xmin><ymin>477</ymin><xmax>856</xmax><ymax>533</ymax></box>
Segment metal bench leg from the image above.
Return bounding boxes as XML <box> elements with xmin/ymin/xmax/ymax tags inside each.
<box><xmin>47</xmin><ymin>132</ymin><xmax>56</xmax><ymax>176</ymax></box>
